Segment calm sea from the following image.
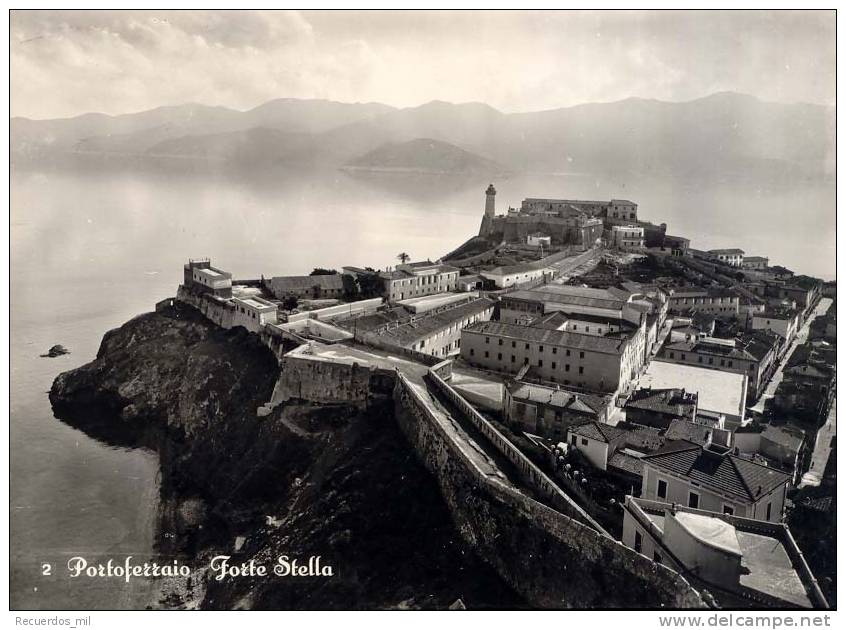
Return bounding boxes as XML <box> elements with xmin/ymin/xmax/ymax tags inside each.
<box><xmin>9</xmin><ymin>166</ymin><xmax>835</xmax><ymax>609</ymax></box>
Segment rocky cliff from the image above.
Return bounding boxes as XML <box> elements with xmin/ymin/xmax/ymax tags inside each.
<box><xmin>49</xmin><ymin>301</ymin><xmax>523</xmax><ymax>609</ymax></box>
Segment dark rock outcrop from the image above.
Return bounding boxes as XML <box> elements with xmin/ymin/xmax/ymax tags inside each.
<box><xmin>49</xmin><ymin>302</ymin><xmax>524</xmax><ymax>610</ymax></box>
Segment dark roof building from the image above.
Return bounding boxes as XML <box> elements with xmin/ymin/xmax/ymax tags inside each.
<box><xmin>642</xmin><ymin>440</ymin><xmax>791</xmax><ymax>513</ymax></box>
<box><xmin>624</xmin><ymin>387</ymin><xmax>698</xmax><ymax>429</ymax></box>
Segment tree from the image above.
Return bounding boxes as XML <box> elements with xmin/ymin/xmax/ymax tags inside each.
<box><xmin>310</xmin><ymin>268</ymin><xmax>338</xmax><ymax>276</ymax></box>
<box><xmin>397</xmin><ymin>252</ymin><xmax>411</xmax><ymax>264</ymax></box>
<box><xmin>356</xmin><ymin>272</ymin><xmax>385</xmax><ymax>299</ymax></box>
<box><xmin>282</xmin><ymin>296</ymin><xmax>298</xmax><ymax>311</ymax></box>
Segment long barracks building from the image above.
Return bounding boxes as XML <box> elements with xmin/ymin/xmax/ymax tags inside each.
<box><xmin>460</xmin><ymin>319</ymin><xmax>645</xmax><ymax>394</ymax></box>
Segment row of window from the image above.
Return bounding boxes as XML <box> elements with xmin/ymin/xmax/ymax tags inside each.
<box><xmin>666</xmin><ymin>350</ymin><xmax>752</xmax><ymax>371</ymax></box>
<box><xmin>655</xmin><ymin>478</ymin><xmax>772</xmax><ymax>519</ymax></box>
<box><xmin>483</xmin><ymin>336</ymin><xmax>585</xmax><ymax>358</ymax></box>
<box><xmin>472</xmin><ymin>349</ymin><xmax>586</xmax><ymax>374</ymax></box>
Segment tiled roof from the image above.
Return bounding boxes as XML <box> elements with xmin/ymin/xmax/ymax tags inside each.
<box><xmin>271</xmin><ymin>274</ymin><xmax>346</xmax><ymax>292</ymax></box>
<box><xmin>366</xmin><ymin>297</ymin><xmax>495</xmax><ymax>346</ymax></box>
<box><xmin>464</xmin><ymin>320</ymin><xmax>631</xmax><ymax>355</ymax></box>
<box><xmin>761</xmin><ymin>425</ymin><xmax>804</xmax><ymax>453</ymax></box>
<box><xmin>666</xmin><ymin>419</ymin><xmax>712</xmax><ymax>446</ymax></box>
<box><xmin>625</xmin><ymin>388</ymin><xmax>698</xmax><ymax>418</ymax></box>
<box><xmin>507</xmin><ymin>382</ymin><xmax>608</xmax><ymax>415</ymax></box>
<box><xmin>623</xmin><ymin>425</ymin><xmax>666</xmax><ymax>451</ymax></box>
<box><xmin>608</xmin><ymin>451</ymin><xmax>644</xmax><ymax>476</ymax></box>
<box><xmin>736</xmin><ymin>330</ymin><xmax>780</xmax><ymax>361</ymax></box>
<box><xmin>662</xmin><ymin>339</ymin><xmax>757</xmax><ymax>362</ymax></box>
<box><xmin>504</xmin><ymin>286</ymin><xmax>628</xmax><ymax>311</ymax></box>
<box><xmin>570</xmin><ymin>421</ymin><xmax>628</xmax><ymax>444</ymax></box>
<box><xmin>708</xmin><ymin>249</ymin><xmax>745</xmax><ymax>255</ymax></box>
<box><xmin>530</xmin><ymin>310</ymin><xmax>636</xmax><ymax>332</ymax></box>
<box><xmin>642</xmin><ymin>441</ymin><xmax>791</xmax><ymax>502</ymax></box>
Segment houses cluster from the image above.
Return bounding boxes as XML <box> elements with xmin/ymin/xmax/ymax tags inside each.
<box><xmin>179</xmin><ymin>184</ymin><xmax>832</xmax><ymax>610</ymax></box>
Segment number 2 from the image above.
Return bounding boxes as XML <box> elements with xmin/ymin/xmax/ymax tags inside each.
<box><xmin>41</xmin><ymin>563</ymin><xmax>51</xmax><ymax>576</ymax></box>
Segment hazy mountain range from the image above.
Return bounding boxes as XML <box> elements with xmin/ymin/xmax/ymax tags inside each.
<box><xmin>11</xmin><ymin>92</ymin><xmax>834</xmax><ymax>181</ymax></box>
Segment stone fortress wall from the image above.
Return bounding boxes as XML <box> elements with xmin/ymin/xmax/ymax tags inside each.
<box><xmin>394</xmin><ymin>368</ymin><xmax>703</xmax><ymax>608</ymax></box>
<box><xmin>174</xmin><ymin>281</ymin><xmax>704</xmax><ymax>609</ymax></box>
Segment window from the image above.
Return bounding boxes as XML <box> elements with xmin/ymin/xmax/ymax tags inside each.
<box><xmin>498</xmin><ymin>339</ymin><xmax>503</xmax><ymax>346</ymax></box>
<box><xmin>539</xmin><ymin>345</ymin><xmax>544</xmax><ymax>353</ymax></box>
<box><xmin>579</xmin><ymin>352</ymin><xmax>585</xmax><ymax>359</ymax></box>
<box><xmin>525</xmin><ymin>343</ymin><xmax>530</xmax><ymax>350</ymax></box>
<box><xmin>581</xmin><ymin>438</ymin><xmax>588</xmax><ymax>446</ymax></box>
<box><xmin>552</xmin><ymin>362</ymin><xmax>557</xmax><ymax>370</ymax></box>
<box><xmin>579</xmin><ymin>366</ymin><xmax>584</xmax><ymax>374</ymax></box>
<box><xmin>511</xmin><ymin>355</ymin><xmax>515</xmax><ymax>363</ymax></box>
<box><xmin>552</xmin><ymin>347</ymin><xmax>557</xmax><ymax>355</ymax></box>
<box><xmin>511</xmin><ymin>341</ymin><xmax>516</xmax><ymax>348</ymax></box>
<box><xmin>565</xmin><ymin>364</ymin><xmax>570</xmax><ymax>372</ymax></box>
<box><xmin>571</xmin><ymin>435</ymin><xmax>577</xmax><ymax>445</ymax></box>
<box><xmin>688</xmin><ymin>492</ymin><xmax>700</xmax><ymax>509</ymax></box>
<box><xmin>497</xmin><ymin>353</ymin><xmax>502</xmax><ymax>361</ymax></box>
<box><xmin>484</xmin><ymin>351</ymin><xmax>489</xmax><ymax>358</ymax></box>
<box><xmin>669</xmin><ymin>352</ymin><xmax>674</xmax><ymax>359</ymax></box>
<box><xmin>634</xmin><ymin>530</ymin><xmax>642</xmax><ymax>553</ymax></box>
<box><xmin>698</xmin><ymin>356</ymin><xmax>703</xmax><ymax>363</ymax></box>
<box><xmin>566</xmin><ymin>349</ymin><xmax>571</xmax><ymax>357</ymax></box>
<box><xmin>653</xmin><ymin>551</ymin><xmax>662</xmax><ymax>564</ymax></box>
<box><xmin>723</xmin><ymin>505</ymin><xmax>734</xmax><ymax>516</ymax></box>
<box><xmin>524</xmin><ymin>357</ymin><xmax>529</xmax><ymax>365</ymax></box>
<box><xmin>485</xmin><ymin>337</ymin><xmax>490</xmax><ymax>344</ymax></box>
<box><xmin>728</xmin><ymin>361</ymin><xmax>733</xmax><ymax>368</ymax></box>
<box><xmin>538</xmin><ymin>360</ymin><xmax>543</xmax><ymax>367</ymax></box>
<box><xmin>657</xmin><ymin>479</ymin><xmax>667</xmax><ymax>499</ymax></box>
<box><xmin>681</xmin><ymin>353</ymin><xmax>686</xmax><ymax>360</ymax></box>
<box><xmin>766</xmin><ymin>502</ymin><xmax>772</xmax><ymax>520</ymax></box>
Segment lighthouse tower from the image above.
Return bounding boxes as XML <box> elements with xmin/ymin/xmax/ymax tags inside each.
<box><xmin>479</xmin><ymin>183</ymin><xmax>496</xmax><ymax>236</ymax></box>
<box><xmin>485</xmin><ymin>183</ymin><xmax>496</xmax><ymax>218</ymax></box>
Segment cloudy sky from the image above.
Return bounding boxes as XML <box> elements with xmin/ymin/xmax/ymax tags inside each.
<box><xmin>11</xmin><ymin>10</ymin><xmax>835</xmax><ymax>119</ymax></box>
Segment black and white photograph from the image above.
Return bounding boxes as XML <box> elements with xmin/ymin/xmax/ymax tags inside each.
<box><xmin>7</xmin><ymin>7</ymin><xmax>838</xmax><ymax>620</ymax></box>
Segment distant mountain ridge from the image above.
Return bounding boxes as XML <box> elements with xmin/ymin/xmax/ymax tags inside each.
<box><xmin>343</xmin><ymin>138</ymin><xmax>504</xmax><ymax>175</ymax></box>
<box><xmin>11</xmin><ymin>92</ymin><xmax>834</xmax><ymax>180</ymax></box>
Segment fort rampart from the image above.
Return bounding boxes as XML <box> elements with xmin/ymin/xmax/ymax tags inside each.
<box><xmin>393</xmin><ymin>371</ymin><xmax>704</xmax><ymax>608</ymax></box>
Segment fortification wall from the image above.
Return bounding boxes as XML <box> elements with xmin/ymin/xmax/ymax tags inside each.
<box><xmin>492</xmin><ymin>216</ymin><xmax>587</xmax><ymax>246</ymax></box>
<box><xmin>177</xmin><ymin>284</ymin><xmax>236</xmax><ymax>329</ymax></box>
<box><xmin>393</xmin><ymin>374</ymin><xmax>704</xmax><ymax>609</ymax></box>
<box><xmin>270</xmin><ymin>352</ymin><xmax>395</xmax><ymax>407</ymax></box>
<box><xmin>262</xmin><ymin>349</ymin><xmax>703</xmax><ymax>608</ymax></box>
<box><xmin>426</xmin><ymin>370</ymin><xmax>604</xmax><ymax>531</ymax></box>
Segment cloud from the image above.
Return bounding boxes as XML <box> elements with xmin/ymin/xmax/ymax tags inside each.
<box><xmin>10</xmin><ymin>10</ymin><xmax>835</xmax><ymax>119</ymax></box>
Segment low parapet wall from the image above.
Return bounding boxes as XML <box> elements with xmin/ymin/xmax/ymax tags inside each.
<box><xmin>426</xmin><ymin>368</ymin><xmax>606</xmax><ymax>533</ymax></box>
<box><xmin>394</xmin><ymin>373</ymin><xmax>704</xmax><ymax>608</ymax></box>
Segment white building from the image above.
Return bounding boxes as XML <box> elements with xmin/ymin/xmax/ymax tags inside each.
<box><xmin>480</xmin><ymin>262</ymin><xmax>553</xmax><ymax>289</ymax></box>
<box><xmin>621</xmin><ymin>497</ymin><xmax>828</xmax><ymax>608</ymax></box>
<box><xmin>527</xmin><ymin>232</ymin><xmax>552</xmax><ymax>247</ymax></box>
<box><xmin>232</xmin><ymin>296</ymin><xmax>279</xmax><ymax>333</ymax></box>
<box><xmin>752</xmin><ymin>309</ymin><xmax>799</xmax><ymax>349</ymax></box>
<box><xmin>609</xmin><ymin>224</ymin><xmax>645</xmax><ymax>250</ymax></box>
<box><xmin>707</xmin><ymin>249</ymin><xmax>745</xmax><ymax>267</ymax></box>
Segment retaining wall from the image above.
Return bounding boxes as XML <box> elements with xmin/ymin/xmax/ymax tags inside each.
<box><xmin>177</xmin><ymin>284</ymin><xmax>237</xmax><ymax>329</ymax></box>
<box><xmin>394</xmin><ymin>374</ymin><xmax>704</xmax><ymax>608</ymax></box>
<box><xmin>426</xmin><ymin>369</ymin><xmax>605</xmax><ymax>533</ymax></box>
<box><xmin>270</xmin><ymin>351</ymin><xmax>395</xmax><ymax>407</ymax></box>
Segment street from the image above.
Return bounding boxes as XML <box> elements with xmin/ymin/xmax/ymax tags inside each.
<box><xmin>748</xmin><ymin>297</ymin><xmax>832</xmax><ymax>415</ymax></box>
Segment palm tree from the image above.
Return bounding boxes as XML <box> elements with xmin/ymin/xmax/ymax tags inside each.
<box><xmin>397</xmin><ymin>252</ymin><xmax>411</xmax><ymax>264</ymax></box>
